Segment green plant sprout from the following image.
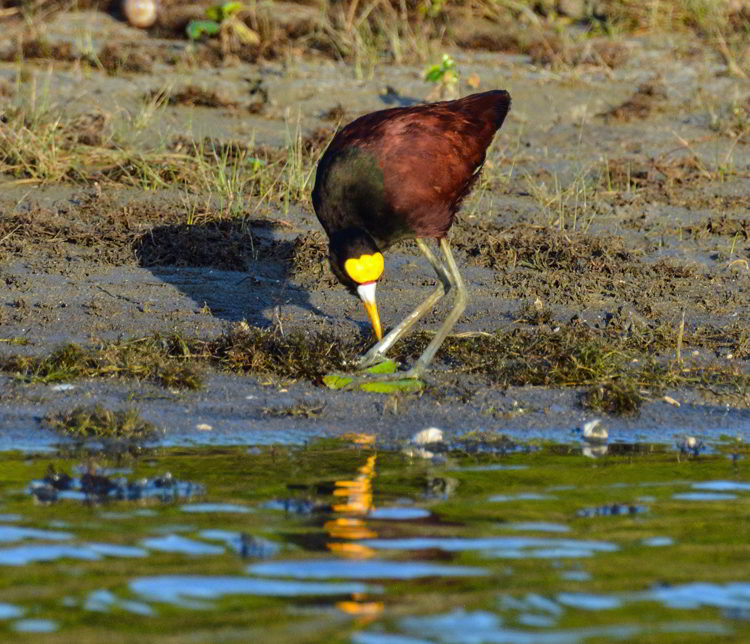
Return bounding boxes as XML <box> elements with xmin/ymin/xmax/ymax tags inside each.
<box><xmin>424</xmin><ymin>54</ymin><xmax>459</xmax><ymax>99</ymax></box>
<box><xmin>186</xmin><ymin>1</ymin><xmax>259</xmax><ymax>46</ymax></box>
<box><xmin>419</xmin><ymin>0</ymin><xmax>445</xmax><ymax>19</ymax></box>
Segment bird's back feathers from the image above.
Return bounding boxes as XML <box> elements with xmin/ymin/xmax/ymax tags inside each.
<box><xmin>313</xmin><ymin>90</ymin><xmax>511</xmax><ymax>245</ymax></box>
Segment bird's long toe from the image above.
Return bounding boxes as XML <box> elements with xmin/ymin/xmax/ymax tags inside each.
<box><xmin>402</xmin><ymin>365</ymin><xmax>426</xmax><ymax>380</ymax></box>
<box><xmin>355</xmin><ymin>349</ymin><xmax>388</xmax><ymax>370</ymax></box>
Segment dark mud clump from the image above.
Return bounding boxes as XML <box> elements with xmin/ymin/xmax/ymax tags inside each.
<box><xmin>134</xmin><ymin>217</ymin><xmax>316</xmax><ymax>272</ymax></box>
<box><xmin>0</xmin><ymin>38</ymin><xmax>78</xmax><ymax>62</ymax></box>
<box><xmin>451</xmin><ymin>14</ymin><xmax>629</xmax><ymax>69</ymax></box>
<box><xmin>528</xmin><ymin>36</ymin><xmax>630</xmax><ymax>69</ymax></box>
<box><xmin>451</xmin><ymin>223</ymin><xmax>633</xmax><ymax>272</ymax></box>
<box><xmin>321</xmin><ymin>103</ymin><xmax>348</xmax><ymax>122</ymax></box>
<box><xmin>682</xmin><ymin>216</ymin><xmax>750</xmax><ymax>240</ymax></box>
<box><xmin>301</xmin><ymin>126</ymin><xmax>338</xmax><ymax>155</ymax></box>
<box><xmin>391</xmin><ymin>321</ymin><xmax>750</xmax><ymax>414</ymax></box>
<box><xmin>98</xmin><ymin>43</ymin><xmax>154</xmax><ymax>74</ymax></box>
<box><xmin>145</xmin><ymin>86</ymin><xmax>240</xmax><ymax>109</ymax></box>
<box><xmin>44</xmin><ymin>405</ymin><xmax>162</xmax><ymax>441</ymax></box>
<box><xmin>65</xmin><ymin>112</ymin><xmax>112</xmax><ymax>147</ymax></box>
<box><xmin>603</xmin><ymin>154</ymin><xmax>718</xmax><ymax>205</ymax></box>
<box><xmin>286</xmin><ymin>232</ymin><xmax>337</xmax><ymax>284</ymax></box>
<box><xmin>601</xmin><ymin>157</ymin><xmax>654</xmax><ymax>193</ymax></box>
<box><xmin>135</xmin><ymin>220</ymin><xmax>255</xmax><ymax>270</ymax></box>
<box><xmin>1</xmin><ymin>340</ymin><xmax>203</xmax><ymax>390</ymax></box>
<box><xmin>262</xmin><ymin>402</ymin><xmax>325</xmax><ymax>418</ymax></box>
<box><xmin>144</xmin><ymin>82</ymin><xmax>267</xmax><ymax>113</ymax></box>
<box><xmin>205</xmin><ymin>324</ymin><xmax>358</xmax><ymax>382</ymax></box>
<box><xmin>0</xmin><ymin>326</ymin><xmax>359</xmax><ymax>387</ymax></box>
<box><xmin>0</xmin><ymin>200</ymin><xmax>144</xmax><ymax>266</ymax></box>
<box><xmin>602</xmin><ymin>80</ymin><xmax>668</xmax><ymax>122</ymax></box>
<box><xmin>584</xmin><ymin>381</ymin><xmax>643</xmax><ymax>415</ymax></box>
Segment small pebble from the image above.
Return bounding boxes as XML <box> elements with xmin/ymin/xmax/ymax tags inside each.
<box><xmin>123</xmin><ymin>0</ymin><xmax>158</xmax><ymax>28</ymax></box>
<box><xmin>581</xmin><ymin>419</ymin><xmax>608</xmax><ymax>443</ymax></box>
<box><xmin>412</xmin><ymin>427</ymin><xmax>443</xmax><ymax>445</ymax></box>
<box><xmin>403</xmin><ymin>447</ymin><xmax>435</xmax><ymax>460</ymax></box>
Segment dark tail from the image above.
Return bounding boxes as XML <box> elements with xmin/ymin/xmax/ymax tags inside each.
<box><xmin>455</xmin><ymin>90</ymin><xmax>511</xmax><ymax>130</ymax></box>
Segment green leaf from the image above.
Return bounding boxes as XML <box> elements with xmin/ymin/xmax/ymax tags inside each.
<box><xmin>324</xmin><ymin>370</ymin><xmax>424</xmax><ymax>393</ymax></box>
<box><xmin>364</xmin><ymin>359</ymin><xmax>400</xmax><ymax>374</ymax></box>
<box><xmin>424</xmin><ymin>65</ymin><xmax>444</xmax><ymax>82</ymax></box>
<box><xmin>221</xmin><ymin>1</ymin><xmax>244</xmax><ymax>17</ymax></box>
<box><xmin>441</xmin><ymin>53</ymin><xmax>456</xmax><ymax>68</ymax></box>
<box><xmin>205</xmin><ymin>1</ymin><xmax>243</xmax><ymax>21</ymax></box>
<box><xmin>424</xmin><ymin>55</ymin><xmax>458</xmax><ymax>83</ymax></box>
<box><xmin>186</xmin><ymin>19</ymin><xmax>221</xmax><ymax>40</ymax></box>
<box><xmin>360</xmin><ymin>379</ymin><xmax>424</xmax><ymax>393</ymax></box>
<box><xmin>204</xmin><ymin>5</ymin><xmax>222</xmax><ymax>20</ymax></box>
<box><xmin>323</xmin><ymin>374</ymin><xmax>353</xmax><ymax>390</ymax></box>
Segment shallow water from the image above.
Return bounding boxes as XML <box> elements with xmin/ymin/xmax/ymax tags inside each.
<box><xmin>1</xmin><ymin>436</ymin><xmax>749</xmax><ymax>642</ymax></box>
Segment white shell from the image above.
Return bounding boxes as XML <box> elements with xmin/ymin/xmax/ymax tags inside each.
<box><xmin>123</xmin><ymin>0</ymin><xmax>158</xmax><ymax>28</ymax></box>
<box><xmin>582</xmin><ymin>418</ymin><xmax>608</xmax><ymax>443</ymax></box>
<box><xmin>412</xmin><ymin>427</ymin><xmax>444</xmax><ymax>445</ymax></box>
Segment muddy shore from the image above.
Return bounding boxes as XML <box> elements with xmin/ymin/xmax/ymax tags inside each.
<box><xmin>2</xmin><ymin>6</ymin><xmax>750</xmax><ymax>446</ymax></box>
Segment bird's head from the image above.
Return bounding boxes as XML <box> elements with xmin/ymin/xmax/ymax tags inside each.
<box><xmin>329</xmin><ymin>228</ymin><xmax>385</xmax><ymax>341</ymax></box>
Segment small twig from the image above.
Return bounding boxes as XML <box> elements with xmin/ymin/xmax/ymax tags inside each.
<box><xmin>726</xmin><ymin>258</ymin><xmax>749</xmax><ymax>272</ymax></box>
<box><xmin>0</xmin><ymin>224</ymin><xmax>22</xmax><ymax>245</ymax></box>
<box><xmin>344</xmin><ymin>0</ymin><xmax>361</xmax><ymax>31</ymax></box>
<box><xmin>273</xmin><ymin>305</ymin><xmax>284</xmax><ymax>336</ymax></box>
<box><xmin>96</xmin><ymin>285</ymin><xmax>140</xmax><ymax>306</ymax></box>
<box><xmin>676</xmin><ymin>310</ymin><xmax>685</xmax><ymax>366</ymax></box>
<box><xmin>491</xmin><ymin>0</ymin><xmax>541</xmax><ymax>27</ymax></box>
<box><xmin>715</xmin><ymin>30</ymin><xmax>748</xmax><ymax>79</ymax></box>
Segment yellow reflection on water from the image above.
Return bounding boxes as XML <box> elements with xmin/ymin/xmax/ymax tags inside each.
<box><xmin>326</xmin><ymin>436</ymin><xmax>383</xmax><ymax>620</ymax></box>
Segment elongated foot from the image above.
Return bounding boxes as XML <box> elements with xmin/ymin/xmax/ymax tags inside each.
<box><xmin>355</xmin><ymin>348</ymin><xmax>389</xmax><ymax>370</ymax></box>
<box><xmin>402</xmin><ymin>364</ymin><xmax>426</xmax><ymax>380</ymax></box>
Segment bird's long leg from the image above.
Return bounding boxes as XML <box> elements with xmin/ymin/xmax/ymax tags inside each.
<box><xmin>357</xmin><ymin>238</ymin><xmax>452</xmax><ymax>369</ymax></box>
<box><xmin>404</xmin><ymin>238</ymin><xmax>467</xmax><ymax>378</ymax></box>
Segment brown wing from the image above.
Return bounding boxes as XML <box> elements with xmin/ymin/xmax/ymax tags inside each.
<box><xmin>377</xmin><ymin>114</ymin><xmax>488</xmax><ymax>237</ymax></box>
<box><xmin>313</xmin><ymin>90</ymin><xmax>511</xmax><ymax>240</ymax></box>
<box><xmin>369</xmin><ymin>91</ymin><xmax>510</xmax><ymax>237</ymax></box>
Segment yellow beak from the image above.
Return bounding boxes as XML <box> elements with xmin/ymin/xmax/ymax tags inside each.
<box><xmin>363</xmin><ymin>299</ymin><xmax>383</xmax><ymax>341</ymax></box>
<box><xmin>357</xmin><ymin>282</ymin><xmax>382</xmax><ymax>341</ymax></box>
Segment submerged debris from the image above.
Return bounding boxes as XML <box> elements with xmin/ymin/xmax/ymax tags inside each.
<box><xmin>677</xmin><ymin>435</ymin><xmax>705</xmax><ymax>456</ymax></box>
<box><xmin>30</xmin><ymin>466</ymin><xmax>203</xmax><ymax>504</ymax></box>
<box><xmin>263</xmin><ymin>498</ymin><xmax>327</xmax><ymax>515</ymax></box>
<box><xmin>576</xmin><ymin>503</ymin><xmax>649</xmax><ymax>518</ymax></box>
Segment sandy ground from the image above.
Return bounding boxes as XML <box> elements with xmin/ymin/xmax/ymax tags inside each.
<box><xmin>2</xmin><ymin>9</ymin><xmax>750</xmax><ymax>446</ymax></box>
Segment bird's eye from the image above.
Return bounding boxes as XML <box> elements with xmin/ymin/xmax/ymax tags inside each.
<box><xmin>344</xmin><ymin>252</ymin><xmax>384</xmax><ymax>284</ymax></box>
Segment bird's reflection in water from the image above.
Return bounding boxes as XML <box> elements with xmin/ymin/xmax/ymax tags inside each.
<box><xmin>325</xmin><ymin>434</ymin><xmax>384</xmax><ymax>621</ymax></box>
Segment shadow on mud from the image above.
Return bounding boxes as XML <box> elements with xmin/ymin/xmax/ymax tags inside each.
<box><xmin>134</xmin><ymin>219</ymin><xmax>329</xmax><ymax>327</ymax></box>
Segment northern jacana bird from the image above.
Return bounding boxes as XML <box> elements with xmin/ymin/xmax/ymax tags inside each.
<box><xmin>312</xmin><ymin>89</ymin><xmax>511</xmax><ymax>377</ymax></box>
